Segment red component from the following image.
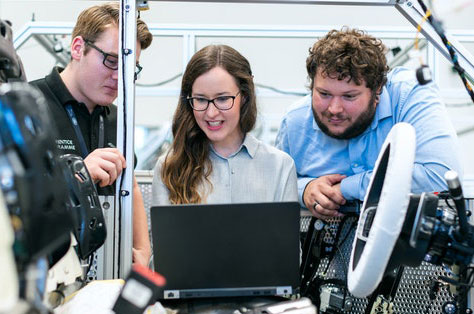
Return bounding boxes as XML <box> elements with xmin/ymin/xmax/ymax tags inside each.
<box><xmin>132</xmin><ymin>264</ymin><xmax>166</xmax><ymax>287</ymax></box>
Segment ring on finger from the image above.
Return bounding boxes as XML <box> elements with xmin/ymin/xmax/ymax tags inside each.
<box><xmin>313</xmin><ymin>201</ymin><xmax>320</xmax><ymax>210</ymax></box>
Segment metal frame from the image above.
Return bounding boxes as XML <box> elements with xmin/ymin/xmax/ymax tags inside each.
<box><xmin>13</xmin><ymin>22</ymin><xmax>74</xmax><ymax>50</ymax></box>
<box><xmin>31</xmin><ymin>34</ymin><xmax>70</xmax><ymax>66</ymax></box>
<box><xmin>12</xmin><ymin>0</ymin><xmax>474</xmax><ymax>280</ymax></box>
<box><xmin>15</xmin><ymin>22</ymin><xmax>472</xmax><ymax>101</ymax></box>
<box><xmin>116</xmin><ymin>0</ymin><xmax>137</xmax><ymax>278</ymax></box>
<box><xmin>149</xmin><ymin>0</ymin><xmax>398</xmax><ymax>5</ymax></box>
<box><xmin>395</xmin><ymin>1</ymin><xmax>474</xmax><ymax>84</ymax></box>
<box><xmin>117</xmin><ymin>4</ymin><xmax>474</xmax><ymax>296</ymax></box>
<box><xmin>143</xmin><ymin>0</ymin><xmax>473</xmax><ymax>82</ymax></box>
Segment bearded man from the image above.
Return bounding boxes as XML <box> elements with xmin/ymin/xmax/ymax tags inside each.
<box><xmin>276</xmin><ymin>27</ymin><xmax>462</xmax><ymax>220</ymax></box>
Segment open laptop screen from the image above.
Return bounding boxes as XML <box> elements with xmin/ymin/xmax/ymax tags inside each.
<box><xmin>150</xmin><ymin>202</ymin><xmax>300</xmax><ymax>299</ymax></box>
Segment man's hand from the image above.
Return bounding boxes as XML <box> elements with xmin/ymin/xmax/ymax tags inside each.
<box><xmin>303</xmin><ymin>174</ymin><xmax>347</xmax><ymax>220</ymax></box>
<box><xmin>84</xmin><ymin>148</ymin><xmax>126</xmax><ymax>187</ymax></box>
<box><xmin>132</xmin><ymin>247</ymin><xmax>151</xmax><ymax>267</ymax></box>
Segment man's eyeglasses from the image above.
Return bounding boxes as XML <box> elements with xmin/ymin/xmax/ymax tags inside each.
<box><xmin>187</xmin><ymin>92</ymin><xmax>240</xmax><ymax>111</ymax></box>
<box><xmin>85</xmin><ymin>40</ymin><xmax>143</xmax><ymax>80</ymax></box>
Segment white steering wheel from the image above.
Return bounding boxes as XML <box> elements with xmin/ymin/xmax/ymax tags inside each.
<box><xmin>347</xmin><ymin>122</ymin><xmax>416</xmax><ymax>298</ymax></box>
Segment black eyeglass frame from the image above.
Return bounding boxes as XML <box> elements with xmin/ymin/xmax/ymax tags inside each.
<box><xmin>187</xmin><ymin>92</ymin><xmax>241</xmax><ymax>111</ymax></box>
<box><xmin>84</xmin><ymin>40</ymin><xmax>143</xmax><ymax>80</ymax></box>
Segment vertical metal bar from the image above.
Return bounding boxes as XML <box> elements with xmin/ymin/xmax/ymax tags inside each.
<box><xmin>116</xmin><ymin>0</ymin><xmax>137</xmax><ymax>278</ymax></box>
<box><xmin>183</xmin><ymin>33</ymin><xmax>196</xmax><ymax>71</ymax></box>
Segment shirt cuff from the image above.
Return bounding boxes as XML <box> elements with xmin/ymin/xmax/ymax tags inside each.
<box><xmin>340</xmin><ymin>174</ymin><xmax>363</xmax><ymax>201</ymax></box>
<box><xmin>298</xmin><ymin>177</ymin><xmax>315</xmax><ymax>208</ymax></box>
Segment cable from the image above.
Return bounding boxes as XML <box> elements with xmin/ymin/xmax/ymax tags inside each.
<box><xmin>424</xmin><ymin>278</ymin><xmax>440</xmax><ymax>314</ymax></box>
<box><xmin>135</xmin><ymin>72</ymin><xmax>307</xmax><ymax>96</ymax></box>
<box><xmin>255</xmin><ymin>83</ymin><xmax>307</xmax><ymax>97</ymax></box>
<box><xmin>84</xmin><ymin>254</ymin><xmax>94</xmax><ymax>282</ymax></box>
<box><xmin>136</xmin><ymin>72</ymin><xmax>183</xmax><ymax>87</ymax></box>
<box><xmin>413</xmin><ymin>8</ymin><xmax>433</xmax><ymax>85</ymax></box>
<box><xmin>414</xmin><ymin>9</ymin><xmax>431</xmax><ymax>65</ymax></box>
<box><xmin>417</xmin><ymin>0</ymin><xmax>474</xmax><ymax>103</ymax></box>
<box><xmin>446</xmin><ymin>102</ymin><xmax>474</xmax><ymax>108</ymax></box>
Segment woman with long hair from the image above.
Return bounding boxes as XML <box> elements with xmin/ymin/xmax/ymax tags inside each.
<box><xmin>152</xmin><ymin>45</ymin><xmax>297</xmax><ymax>205</ymax></box>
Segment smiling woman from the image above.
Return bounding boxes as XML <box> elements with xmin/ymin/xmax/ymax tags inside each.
<box><xmin>190</xmin><ymin>67</ymin><xmax>244</xmax><ymax>157</ymax></box>
<box><xmin>151</xmin><ymin>44</ymin><xmax>298</xmax><ymax>205</ymax></box>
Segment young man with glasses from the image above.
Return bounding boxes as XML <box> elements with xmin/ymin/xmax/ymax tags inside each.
<box><xmin>30</xmin><ymin>2</ymin><xmax>153</xmax><ymax>267</ymax></box>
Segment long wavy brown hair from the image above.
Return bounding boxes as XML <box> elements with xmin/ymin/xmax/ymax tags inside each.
<box><xmin>306</xmin><ymin>27</ymin><xmax>389</xmax><ymax>94</ymax></box>
<box><xmin>161</xmin><ymin>45</ymin><xmax>257</xmax><ymax>204</ymax></box>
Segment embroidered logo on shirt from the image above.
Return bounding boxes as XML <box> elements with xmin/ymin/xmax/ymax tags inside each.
<box><xmin>55</xmin><ymin>139</ymin><xmax>76</xmax><ymax>151</ymax></box>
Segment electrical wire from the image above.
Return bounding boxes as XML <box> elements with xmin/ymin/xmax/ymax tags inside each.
<box><xmin>84</xmin><ymin>254</ymin><xmax>94</xmax><ymax>282</ymax></box>
<box><xmin>446</xmin><ymin>102</ymin><xmax>474</xmax><ymax>108</ymax></box>
<box><xmin>417</xmin><ymin>0</ymin><xmax>474</xmax><ymax>103</ymax></box>
<box><xmin>414</xmin><ymin>9</ymin><xmax>431</xmax><ymax>66</ymax></box>
<box><xmin>423</xmin><ymin>277</ymin><xmax>439</xmax><ymax>314</ymax></box>
<box><xmin>454</xmin><ymin>266</ymin><xmax>474</xmax><ymax>311</ymax></box>
<box><xmin>255</xmin><ymin>83</ymin><xmax>307</xmax><ymax>97</ymax></box>
<box><xmin>136</xmin><ymin>72</ymin><xmax>307</xmax><ymax>97</ymax></box>
<box><xmin>136</xmin><ymin>73</ymin><xmax>183</xmax><ymax>87</ymax></box>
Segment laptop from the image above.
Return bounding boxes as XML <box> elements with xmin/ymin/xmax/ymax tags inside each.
<box><xmin>150</xmin><ymin>202</ymin><xmax>301</xmax><ymax>300</ymax></box>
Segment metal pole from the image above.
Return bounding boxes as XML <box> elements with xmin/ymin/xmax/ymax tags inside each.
<box><xmin>32</xmin><ymin>34</ymin><xmax>70</xmax><ymax>66</ymax></box>
<box><xmin>116</xmin><ymin>0</ymin><xmax>137</xmax><ymax>278</ymax></box>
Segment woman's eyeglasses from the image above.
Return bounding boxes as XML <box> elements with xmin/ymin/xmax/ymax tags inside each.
<box><xmin>187</xmin><ymin>92</ymin><xmax>240</xmax><ymax>111</ymax></box>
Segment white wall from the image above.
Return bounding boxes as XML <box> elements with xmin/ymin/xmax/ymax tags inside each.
<box><xmin>1</xmin><ymin>0</ymin><xmax>474</xmax><ymax>173</ymax></box>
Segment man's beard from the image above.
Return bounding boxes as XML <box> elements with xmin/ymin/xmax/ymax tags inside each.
<box><xmin>313</xmin><ymin>93</ymin><xmax>377</xmax><ymax>140</ymax></box>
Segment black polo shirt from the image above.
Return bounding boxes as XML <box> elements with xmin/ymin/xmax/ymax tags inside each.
<box><xmin>30</xmin><ymin>67</ymin><xmax>117</xmax><ymax>195</ymax></box>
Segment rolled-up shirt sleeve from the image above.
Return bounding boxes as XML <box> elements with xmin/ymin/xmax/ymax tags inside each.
<box><xmin>341</xmin><ymin>73</ymin><xmax>462</xmax><ymax>200</ymax></box>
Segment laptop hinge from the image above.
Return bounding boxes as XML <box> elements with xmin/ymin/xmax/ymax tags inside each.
<box><xmin>163</xmin><ymin>286</ymin><xmax>293</xmax><ymax>299</ymax></box>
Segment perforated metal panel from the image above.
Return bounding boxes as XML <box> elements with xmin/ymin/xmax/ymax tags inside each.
<box><xmin>302</xmin><ymin>216</ymin><xmax>370</xmax><ymax>312</ymax></box>
<box><xmin>86</xmin><ymin>251</ymin><xmax>98</xmax><ymax>282</ymax></box>
<box><xmin>300</xmin><ymin>213</ymin><xmax>465</xmax><ymax>313</ymax></box>
<box><xmin>85</xmin><ymin>175</ymin><xmax>154</xmax><ymax>280</ymax></box>
<box><xmin>140</xmin><ymin>181</ymin><xmax>154</xmax><ymax>237</ymax></box>
<box><xmin>138</xmin><ymin>172</ymin><xmax>471</xmax><ymax>313</ymax></box>
<box><xmin>395</xmin><ymin>264</ymin><xmax>453</xmax><ymax>313</ymax></box>
<box><xmin>137</xmin><ymin>175</ymin><xmax>155</xmax><ymax>269</ymax></box>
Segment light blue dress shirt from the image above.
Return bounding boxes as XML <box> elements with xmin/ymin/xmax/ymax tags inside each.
<box><xmin>152</xmin><ymin>134</ymin><xmax>298</xmax><ymax>205</ymax></box>
<box><xmin>276</xmin><ymin>67</ymin><xmax>462</xmax><ymax>206</ymax></box>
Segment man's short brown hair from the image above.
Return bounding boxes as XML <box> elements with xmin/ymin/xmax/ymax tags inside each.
<box><xmin>72</xmin><ymin>2</ymin><xmax>152</xmax><ymax>51</ymax></box>
<box><xmin>306</xmin><ymin>27</ymin><xmax>389</xmax><ymax>94</ymax></box>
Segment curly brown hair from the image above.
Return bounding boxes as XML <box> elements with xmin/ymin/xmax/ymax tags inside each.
<box><xmin>306</xmin><ymin>27</ymin><xmax>389</xmax><ymax>93</ymax></box>
<box><xmin>72</xmin><ymin>2</ymin><xmax>152</xmax><ymax>53</ymax></box>
<box><xmin>161</xmin><ymin>45</ymin><xmax>257</xmax><ymax>204</ymax></box>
